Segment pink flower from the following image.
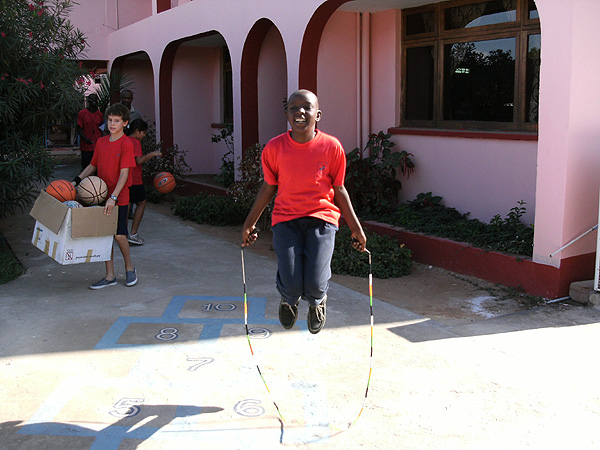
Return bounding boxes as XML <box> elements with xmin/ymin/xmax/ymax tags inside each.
<box><xmin>28</xmin><ymin>4</ymin><xmax>35</xmax><ymax>10</ymax></box>
<box><xmin>1</xmin><ymin>32</ymin><xmax>6</xmax><ymax>38</ymax></box>
<box><xmin>29</xmin><ymin>32</ymin><xmax>33</xmax><ymax>37</ymax></box>
<box><xmin>40</xmin><ymin>82</ymin><xmax>45</xmax><ymax>89</ymax></box>
<box><xmin>37</xmin><ymin>9</ymin><xmax>44</xmax><ymax>16</ymax></box>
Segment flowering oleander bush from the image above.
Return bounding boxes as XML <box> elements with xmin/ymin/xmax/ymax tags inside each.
<box><xmin>0</xmin><ymin>0</ymin><xmax>88</xmax><ymax>218</ymax></box>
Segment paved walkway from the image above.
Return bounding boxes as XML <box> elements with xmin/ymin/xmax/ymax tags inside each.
<box><xmin>1</xmin><ymin>163</ymin><xmax>600</xmax><ymax>449</ymax></box>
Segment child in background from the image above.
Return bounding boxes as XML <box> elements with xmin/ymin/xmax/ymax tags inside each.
<box><xmin>126</xmin><ymin>119</ymin><xmax>162</xmax><ymax>245</ymax></box>
<box><xmin>242</xmin><ymin>89</ymin><xmax>367</xmax><ymax>334</ymax></box>
<box><xmin>73</xmin><ymin>103</ymin><xmax>137</xmax><ymax>289</ymax></box>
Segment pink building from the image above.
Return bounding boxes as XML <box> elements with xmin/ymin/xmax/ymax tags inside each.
<box><xmin>69</xmin><ymin>0</ymin><xmax>600</xmax><ymax>298</ymax></box>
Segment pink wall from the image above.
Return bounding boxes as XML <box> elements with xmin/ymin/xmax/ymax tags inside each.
<box><xmin>369</xmin><ymin>10</ymin><xmax>397</xmax><ymax>135</ymax></box>
<box><xmin>70</xmin><ymin>0</ymin><xmax>111</xmax><ymax>61</ymax></box>
<box><xmin>172</xmin><ymin>46</ymin><xmax>223</xmax><ymax>173</ymax></box>
<box><xmin>257</xmin><ymin>26</ymin><xmax>288</xmax><ymax>145</ymax></box>
<box><xmin>533</xmin><ymin>0</ymin><xmax>600</xmax><ymax>264</ymax></box>
<box><xmin>118</xmin><ymin>0</ymin><xmax>152</xmax><ymax>29</ymax></box>
<box><xmin>120</xmin><ymin>56</ymin><xmax>156</xmax><ymax>125</ymax></box>
<box><xmin>396</xmin><ymin>135</ymin><xmax>537</xmax><ymax>224</ymax></box>
<box><xmin>317</xmin><ymin>11</ymin><xmax>358</xmax><ymax>154</ymax></box>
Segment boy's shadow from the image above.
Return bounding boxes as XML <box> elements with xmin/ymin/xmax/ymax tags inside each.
<box><xmin>1</xmin><ymin>403</ymin><xmax>223</xmax><ymax>449</ymax></box>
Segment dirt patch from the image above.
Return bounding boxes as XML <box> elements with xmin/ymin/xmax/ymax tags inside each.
<box><xmin>148</xmin><ymin>202</ymin><xmax>534</xmax><ymax>326</ymax></box>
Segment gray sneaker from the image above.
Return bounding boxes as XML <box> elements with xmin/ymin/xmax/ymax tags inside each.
<box><xmin>307</xmin><ymin>295</ymin><xmax>327</xmax><ymax>334</ymax></box>
<box><xmin>279</xmin><ymin>298</ymin><xmax>299</xmax><ymax>329</ymax></box>
<box><xmin>90</xmin><ymin>277</ymin><xmax>117</xmax><ymax>290</ymax></box>
<box><xmin>127</xmin><ymin>234</ymin><xmax>144</xmax><ymax>245</ymax></box>
<box><xmin>125</xmin><ymin>268</ymin><xmax>137</xmax><ymax>287</ymax></box>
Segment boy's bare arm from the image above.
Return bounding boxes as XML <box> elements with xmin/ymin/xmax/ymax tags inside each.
<box><xmin>104</xmin><ymin>167</ymin><xmax>130</xmax><ymax>216</ymax></box>
<box><xmin>334</xmin><ymin>185</ymin><xmax>367</xmax><ymax>251</ymax></box>
<box><xmin>135</xmin><ymin>150</ymin><xmax>162</xmax><ymax>165</ymax></box>
<box><xmin>242</xmin><ymin>181</ymin><xmax>277</xmax><ymax>246</ymax></box>
<box><xmin>74</xmin><ymin>164</ymin><xmax>97</xmax><ymax>182</ymax></box>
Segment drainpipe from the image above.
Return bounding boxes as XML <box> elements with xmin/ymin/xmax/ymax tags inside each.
<box><xmin>361</xmin><ymin>12</ymin><xmax>370</xmax><ymax>151</ymax></box>
<box><xmin>357</xmin><ymin>12</ymin><xmax>371</xmax><ymax>153</ymax></box>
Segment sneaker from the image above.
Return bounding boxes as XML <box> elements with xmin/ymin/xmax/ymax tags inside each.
<box><xmin>90</xmin><ymin>277</ymin><xmax>117</xmax><ymax>290</ymax></box>
<box><xmin>279</xmin><ymin>298</ymin><xmax>299</xmax><ymax>329</ymax></box>
<box><xmin>127</xmin><ymin>234</ymin><xmax>144</xmax><ymax>245</ymax></box>
<box><xmin>307</xmin><ymin>295</ymin><xmax>327</xmax><ymax>334</ymax></box>
<box><xmin>125</xmin><ymin>268</ymin><xmax>137</xmax><ymax>287</ymax></box>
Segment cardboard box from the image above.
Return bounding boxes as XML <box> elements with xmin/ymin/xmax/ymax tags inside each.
<box><xmin>30</xmin><ymin>190</ymin><xmax>117</xmax><ymax>265</ymax></box>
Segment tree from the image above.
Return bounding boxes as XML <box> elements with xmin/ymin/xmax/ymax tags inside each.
<box><xmin>0</xmin><ymin>0</ymin><xmax>88</xmax><ymax>218</ymax></box>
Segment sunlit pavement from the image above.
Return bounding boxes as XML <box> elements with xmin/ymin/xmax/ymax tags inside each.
<box><xmin>1</xmin><ymin>162</ymin><xmax>599</xmax><ymax>449</ymax></box>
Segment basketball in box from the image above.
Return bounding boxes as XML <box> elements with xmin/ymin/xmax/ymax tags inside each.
<box><xmin>29</xmin><ymin>190</ymin><xmax>117</xmax><ymax>265</ymax></box>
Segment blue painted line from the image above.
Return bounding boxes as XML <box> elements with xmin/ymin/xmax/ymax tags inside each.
<box><xmin>21</xmin><ymin>295</ymin><xmax>332</xmax><ymax>449</ymax></box>
<box><xmin>94</xmin><ymin>296</ymin><xmax>277</xmax><ymax>350</ymax></box>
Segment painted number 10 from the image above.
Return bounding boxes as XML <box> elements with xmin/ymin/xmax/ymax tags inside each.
<box><xmin>202</xmin><ymin>303</ymin><xmax>236</xmax><ymax>311</ymax></box>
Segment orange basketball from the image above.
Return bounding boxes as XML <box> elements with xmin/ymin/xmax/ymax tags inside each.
<box><xmin>77</xmin><ymin>175</ymin><xmax>108</xmax><ymax>205</ymax></box>
<box><xmin>153</xmin><ymin>172</ymin><xmax>176</xmax><ymax>194</ymax></box>
<box><xmin>46</xmin><ymin>179</ymin><xmax>76</xmax><ymax>202</ymax></box>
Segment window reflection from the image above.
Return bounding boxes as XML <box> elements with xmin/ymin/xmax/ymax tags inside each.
<box><xmin>445</xmin><ymin>0</ymin><xmax>516</xmax><ymax>30</ymax></box>
<box><xmin>443</xmin><ymin>38</ymin><xmax>515</xmax><ymax>122</ymax></box>
<box><xmin>405</xmin><ymin>46</ymin><xmax>435</xmax><ymax>120</ymax></box>
<box><xmin>526</xmin><ymin>34</ymin><xmax>541</xmax><ymax>123</ymax></box>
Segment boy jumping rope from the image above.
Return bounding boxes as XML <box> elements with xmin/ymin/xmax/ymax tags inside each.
<box><xmin>73</xmin><ymin>103</ymin><xmax>138</xmax><ymax>289</ymax></box>
<box><xmin>126</xmin><ymin>119</ymin><xmax>162</xmax><ymax>245</ymax></box>
<box><xmin>242</xmin><ymin>89</ymin><xmax>367</xmax><ymax>334</ymax></box>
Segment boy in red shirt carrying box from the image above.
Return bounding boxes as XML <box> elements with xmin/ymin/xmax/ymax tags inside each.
<box><xmin>73</xmin><ymin>103</ymin><xmax>138</xmax><ymax>289</ymax></box>
<box><xmin>242</xmin><ymin>89</ymin><xmax>367</xmax><ymax>334</ymax></box>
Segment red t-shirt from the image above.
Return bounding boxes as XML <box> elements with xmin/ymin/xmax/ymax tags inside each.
<box><xmin>131</xmin><ymin>138</ymin><xmax>144</xmax><ymax>185</ymax></box>
<box><xmin>262</xmin><ymin>130</ymin><xmax>346</xmax><ymax>227</ymax></box>
<box><xmin>91</xmin><ymin>135</ymin><xmax>136</xmax><ymax>206</ymax></box>
<box><xmin>77</xmin><ymin>108</ymin><xmax>103</xmax><ymax>153</ymax></box>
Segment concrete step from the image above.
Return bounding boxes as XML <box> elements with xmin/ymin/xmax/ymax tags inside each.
<box><xmin>569</xmin><ymin>279</ymin><xmax>600</xmax><ymax>308</ymax></box>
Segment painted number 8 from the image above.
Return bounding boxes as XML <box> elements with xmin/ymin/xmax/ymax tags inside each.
<box><xmin>156</xmin><ymin>327</ymin><xmax>178</xmax><ymax>341</ymax></box>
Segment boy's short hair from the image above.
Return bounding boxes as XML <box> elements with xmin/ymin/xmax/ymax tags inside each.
<box><xmin>105</xmin><ymin>103</ymin><xmax>130</xmax><ymax>123</ymax></box>
<box><xmin>128</xmin><ymin>119</ymin><xmax>148</xmax><ymax>134</ymax></box>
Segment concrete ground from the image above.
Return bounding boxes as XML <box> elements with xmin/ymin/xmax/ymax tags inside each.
<box><xmin>1</xmin><ymin>161</ymin><xmax>600</xmax><ymax>449</ymax></box>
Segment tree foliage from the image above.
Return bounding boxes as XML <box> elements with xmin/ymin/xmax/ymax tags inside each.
<box><xmin>0</xmin><ymin>0</ymin><xmax>88</xmax><ymax>217</ymax></box>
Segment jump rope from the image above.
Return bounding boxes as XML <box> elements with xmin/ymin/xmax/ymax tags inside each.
<box><xmin>240</xmin><ymin>239</ymin><xmax>373</xmax><ymax>428</ymax></box>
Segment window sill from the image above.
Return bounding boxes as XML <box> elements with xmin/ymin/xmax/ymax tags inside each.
<box><xmin>388</xmin><ymin>127</ymin><xmax>538</xmax><ymax>141</ymax></box>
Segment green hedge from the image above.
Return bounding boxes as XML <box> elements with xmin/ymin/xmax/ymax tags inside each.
<box><xmin>173</xmin><ymin>193</ymin><xmax>249</xmax><ymax>226</ymax></box>
<box><xmin>332</xmin><ymin>227</ymin><xmax>412</xmax><ymax>278</ymax></box>
<box><xmin>377</xmin><ymin>201</ymin><xmax>534</xmax><ymax>257</ymax></box>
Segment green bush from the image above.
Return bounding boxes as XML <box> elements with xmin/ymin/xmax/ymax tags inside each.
<box><xmin>345</xmin><ymin>131</ymin><xmax>415</xmax><ymax>216</ymax></box>
<box><xmin>0</xmin><ymin>0</ymin><xmax>88</xmax><ymax>218</ymax></box>
<box><xmin>379</xmin><ymin>197</ymin><xmax>534</xmax><ymax>257</ymax></box>
<box><xmin>142</xmin><ymin>123</ymin><xmax>191</xmax><ymax>181</ymax></box>
<box><xmin>0</xmin><ymin>240</ymin><xmax>25</xmax><ymax>285</ymax></box>
<box><xmin>211</xmin><ymin>124</ymin><xmax>234</xmax><ymax>188</ymax></box>
<box><xmin>332</xmin><ymin>227</ymin><xmax>412</xmax><ymax>278</ymax></box>
<box><xmin>226</xmin><ymin>143</ymin><xmax>272</xmax><ymax>230</ymax></box>
<box><xmin>173</xmin><ymin>192</ymin><xmax>248</xmax><ymax>226</ymax></box>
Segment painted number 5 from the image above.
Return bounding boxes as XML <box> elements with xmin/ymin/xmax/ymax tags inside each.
<box><xmin>109</xmin><ymin>397</ymin><xmax>144</xmax><ymax>418</ymax></box>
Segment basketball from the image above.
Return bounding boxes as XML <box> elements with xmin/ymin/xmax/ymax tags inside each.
<box><xmin>46</xmin><ymin>180</ymin><xmax>76</xmax><ymax>202</ymax></box>
<box><xmin>77</xmin><ymin>176</ymin><xmax>108</xmax><ymax>205</ymax></box>
<box><xmin>63</xmin><ymin>200</ymin><xmax>83</xmax><ymax>208</ymax></box>
<box><xmin>153</xmin><ymin>172</ymin><xmax>176</xmax><ymax>193</ymax></box>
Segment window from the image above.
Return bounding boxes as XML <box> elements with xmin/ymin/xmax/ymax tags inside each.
<box><xmin>401</xmin><ymin>0</ymin><xmax>540</xmax><ymax>132</ymax></box>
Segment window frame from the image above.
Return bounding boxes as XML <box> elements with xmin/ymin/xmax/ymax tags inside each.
<box><xmin>399</xmin><ymin>0</ymin><xmax>540</xmax><ymax>133</ymax></box>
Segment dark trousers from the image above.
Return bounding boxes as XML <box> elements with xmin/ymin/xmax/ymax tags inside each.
<box><xmin>81</xmin><ymin>150</ymin><xmax>93</xmax><ymax>170</ymax></box>
<box><xmin>272</xmin><ymin>217</ymin><xmax>338</xmax><ymax>307</ymax></box>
